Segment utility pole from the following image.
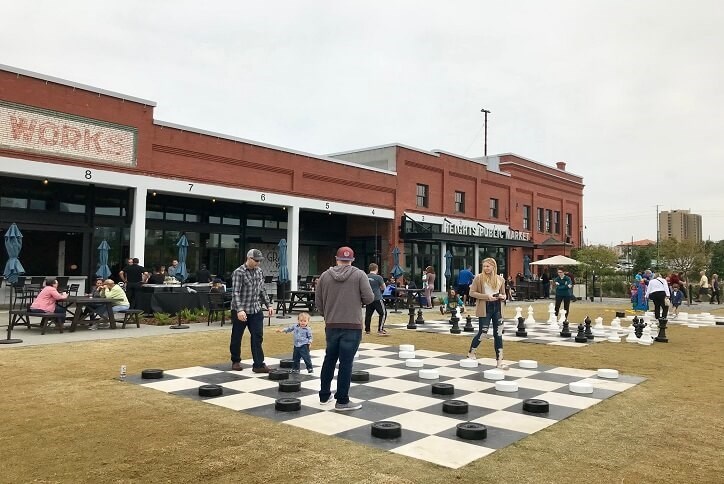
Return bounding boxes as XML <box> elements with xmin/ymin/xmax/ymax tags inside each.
<box><xmin>656</xmin><ymin>204</ymin><xmax>660</xmax><ymax>270</ymax></box>
<box><xmin>481</xmin><ymin>108</ymin><xmax>491</xmax><ymax>156</ymax></box>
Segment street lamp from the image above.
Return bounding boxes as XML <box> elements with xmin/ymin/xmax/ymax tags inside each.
<box><xmin>481</xmin><ymin>108</ymin><xmax>491</xmax><ymax>156</ymax></box>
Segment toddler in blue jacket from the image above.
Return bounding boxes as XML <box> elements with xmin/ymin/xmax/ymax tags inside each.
<box><xmin>277</xmin><ymin>312</ymin><xmax>314</xmax><ymax>373</ymax></box>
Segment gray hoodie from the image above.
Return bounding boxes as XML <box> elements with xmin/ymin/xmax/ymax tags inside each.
<box><xmin>315</xmin><ymin>264</ymin><xmax>375</xmax><ymax>330</ymax></box>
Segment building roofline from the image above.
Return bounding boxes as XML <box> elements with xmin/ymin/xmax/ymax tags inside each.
<box><xmin>326</xmin><ymin>142</ymin><xmax>440</xmax><ymax>158</ymax></box>
<box><xmin>0</xmin><ymin>63</ymin><xmax>157</xmax><ymax>107</ymax></box>
<box><xmin>153</xmin><ymin>120</ymin><xmax>397</xmax><ymax>176</ymax></box>
<box><xmin>496</xmin><ymin>152</ymin><xmax>584</xmax><ymax>180</ymax></box>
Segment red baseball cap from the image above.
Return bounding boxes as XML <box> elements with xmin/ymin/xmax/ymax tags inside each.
<box><xmin>335</xmin><ymin>246</ymin><xmax>355</xmax><ymax>261</ymax></box>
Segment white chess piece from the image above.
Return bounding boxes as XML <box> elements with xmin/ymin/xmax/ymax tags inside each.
<box><xmin>625</xmin><ymin>324</ymin><xmax>639</xmax><ymax>343</ymax></box>
<box><xmin>611</xmin><ymin>317</ymin><xmax>621</xmax><ymax>330</ymax></box>
<box><xmin>557</xmin><ymin>308</ymin><xmax>567</xmax><ymax>325</ymax></box>
<box><xmin>525</xmin><ymin>306</ymin><xmax>536</xmax><ymax>325</ymax></box>
<box><xmin>547</xmin><ymin>303</ymin><xmax>557</xmax><ymax>324</ymax></box>
<box><xmin>514</xmin><ymin>306</ymin><xmax>523</xmax><ymax>320</ymax></box>
<box><xmin>638</xmin><ymin>324</ymin><xmax>654</xmax><ymax>345</ymax></box>
<box><xmin>592</xmin><ymin>316</ymin><xmax>606</xmax><ymax>337</ymax></box>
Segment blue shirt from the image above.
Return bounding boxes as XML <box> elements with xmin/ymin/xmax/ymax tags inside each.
<box><xmin>281</xmin><ymin>324</ymin><xmax>313</xmax><ymax>347</ymax></box>
<box><xmin>457</xmin><ymin>269</ymin><xmax>474</xmax><ymax>286</ymax></box>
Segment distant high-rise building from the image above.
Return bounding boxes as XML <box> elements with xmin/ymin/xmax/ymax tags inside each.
<box><xmin>658</xmin><ymin>210</ymin><xmax>702</xmax><ymax>243</ymax></box>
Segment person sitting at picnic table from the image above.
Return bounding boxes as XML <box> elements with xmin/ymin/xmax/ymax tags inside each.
<box><xmin>29</xmin><ymin>277</ymin><xmax>68</xmax><ymax>325</ymax></box>
<box><xmin>92</xmin><ymin>279</ymin><xmax>130</xmax><ymax>328</ymax></box>
<box><xmin>146</xmin><ymin>266</ymin><xmax>165</xmax><ymax>284</ymax></box>
<box><xmin>211</xmin><ymin>278</ymin><xmax>232</xmax><ymax>303</ymax></box>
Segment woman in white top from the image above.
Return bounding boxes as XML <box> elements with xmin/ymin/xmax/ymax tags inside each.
<box><xmin>467</xmin><ymin>257</ymin><xmax>507</xmax><ymax>369</ymax></box>
<box><xmin>696</xmin><ymin>271</ymin><xmax>709</xmax><ymax>302</ymax></box>
<box><xmin>645</xmin><ymin>273</ymin><xmax>670</xmax><ymax>320</ymax></box>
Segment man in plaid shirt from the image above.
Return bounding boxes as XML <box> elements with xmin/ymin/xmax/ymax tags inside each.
<box><xmin>230</xmin><ymin>248</ymin><xmax>275</xmax><ymax>372</ymax></box>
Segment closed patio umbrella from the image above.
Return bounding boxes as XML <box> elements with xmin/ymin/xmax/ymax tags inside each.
<box><xmin>3</xmin><ymin>223</ymin><xmax>25</xmax><ymax>285</ymax></box>
<box><xmin>278</xmin><ymin>239</ymin><xmax>289</xmax><ymax>283</ymax></box>
<box><xmin>391</xmin><ymin>247</ymin><xmax>403</xmax><ymax>279</ymax></box>
<box><xmin>96</xmin><ymin>240</ymin><xmax>111</xmax><ymax>280</ymax></box>
<box><xmin>176</xmin><ymin>234</ymin><xmax>189</xmax><ymax>282</ymax></box>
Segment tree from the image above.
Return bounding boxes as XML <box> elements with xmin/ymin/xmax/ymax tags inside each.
<box><xmin>659</xmin><ymin>238</ymin><xmax>706</xmax><ymax>278</ymax></box>
<box><xmin>632</xmin><ymin>246</ymin><xmax>655</xmax><ymax>274</ymax></box>
<box><xmin>708</xmin><ymin>241</ymin><xmax>724</xmax><ymax>277</ymax></box>
<box><xmin>570</xmin><ymin>245</ymin><xmax>618</xmax><ymax>276</ymax></box>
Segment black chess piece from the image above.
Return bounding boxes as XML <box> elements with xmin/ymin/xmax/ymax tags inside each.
<box><xmin>584</xmin><ymin>316</ymin><xmax>594</xmax><ymax>340</ymax></box>
<box><xmin>450</xmin><ymin>312</ymin><xmax>461</xmax><ymax>334</ymax></box>
<box><xmin>634</xmin><ymin>320</ymin><xmax>646</xmax><ymax>339</ymax></box>
<box><xmin>574</xmin><ymin>322</ymin><xmax>587</xmax><ymax>343</ymax></box>
<box><xmin>406</xmin><ymin>302</ymin><xmax>417</xmax><ymax>329</ymax></box>
<box><xmin>655</xmin><ymin>318</ymin><xmax>669</xmax><ymax>343</ymax></box>
<box><xmin>559</xmin><ymin>320</ymin><xmax>571</xmax><ymax>338</ymax></box>
<box><xmin>415</xmin><ymin>308</ymin><xmax>425</xmax><ymax>325</ymax></box>
<box><xmin>463</xmin><ymin>314</ymin><xmax>475</xmax><ymax>332</ymax></box>
<box><xmin>632</xmin><ymin>315</ymin><xmax>639</xmax><ymax>325</ymax></box>
<box><xmin>516</xmin><ymin>316</ymin><xmax>527</xmax><ymax>337</ymax></box>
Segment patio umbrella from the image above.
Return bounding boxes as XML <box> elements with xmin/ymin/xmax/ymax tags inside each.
<box><xmin>529</xmin><ymin>255</ymin><xmax>581</xmax><ymax>266</ymax></box>
<box><xmin>176</xmin><ymin>234</ymin><xmax>189</xmax><ymax>282</ymax></box>
<box><xmin>96</xmin><ymin>240</ymin><xmax>111</xmax><ymax>280</ymax></box>
<box><xmin>391</xmin><ymin>247</ymin><xmax>403</xmax><ymax>279</ymax></box>
<box><xmin>444</xmin><ymin>250</ymin><xmax>453</xmax><ymax>279</ymax></box>
<box><xmin>523</xmin><ymin>254</ymin><xmax>532</xmax><ymax>277</ymax></box>
<box><xmin>278</xmin><ymin>239</ymin><xmax>289</xmax><ymax>282</ymax></box>
<box><xmin>3</xmin><ymin>223</ymin><xmax>25</xmax><ymax>284</ymax></box>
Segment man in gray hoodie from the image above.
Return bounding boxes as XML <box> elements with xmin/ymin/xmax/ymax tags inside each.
<box><xmin>315</xmin><ymin>246</ymin><xmax>375</xmax><ymax>411</ymax></box>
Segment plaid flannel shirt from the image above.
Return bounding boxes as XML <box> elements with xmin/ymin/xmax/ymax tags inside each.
<box><xmin>230</xmin><ymin>263</ymin><xmax>271</xmax><ymax>314</ymax></box>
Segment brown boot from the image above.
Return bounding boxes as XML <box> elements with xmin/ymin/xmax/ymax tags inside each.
<box><xmin>231</xmin><ymin>362</ymin><xmax>242</xmax><ymax>371</ymax></box>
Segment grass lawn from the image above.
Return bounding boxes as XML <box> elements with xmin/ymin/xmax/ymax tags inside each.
<box><xmin>1</xmin><ymin>301</ymin><xmax>722</xmax><ymax>483</ymax></box>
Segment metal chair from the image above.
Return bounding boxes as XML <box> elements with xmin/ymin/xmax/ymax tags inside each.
<box><xmin>207</xmin><ymin>291</ymin><xmax>228</xmax><ymax>326</ymax></box>
<box><xmin>30</xmin><ymin>276</ymin><xmax>44</xmax><ymax>285</ymax></box>
<box><xmin>68</xmin><ymin>283</ymin><xmax>80</xmax><ymax>296</ymax></box>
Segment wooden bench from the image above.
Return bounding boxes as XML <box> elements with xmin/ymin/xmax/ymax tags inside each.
<box><xmin>28</xmin><ymin>312</ymin><xmax>68</xmax><ymax>335</ymax></box>
<box><xmin>118</xmin><ymin>309</ymin><xmax>144</xmax><ymax>328</ymax></box>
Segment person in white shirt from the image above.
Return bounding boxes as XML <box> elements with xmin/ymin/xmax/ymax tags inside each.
<box><xmin>645</xmin><ymin>274</ymin><xmax>671</xmax><ymax>320</ymax></box>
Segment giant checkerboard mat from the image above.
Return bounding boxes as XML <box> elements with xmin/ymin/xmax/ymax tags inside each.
<box><xmin>128</xmin><ymin>343</ymin><xmax>644</xmax><ymax>469</ymax></box>
<box><xmin>386</xmin><ymin>319</ymin><xmax>613</xmax><ymax>347</ymax></box>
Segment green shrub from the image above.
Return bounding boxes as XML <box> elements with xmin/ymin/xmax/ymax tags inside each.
<box><xmin>153</xmin><ymin>312</ymin><xmax>172</xmax><ymax>325</ymax></box>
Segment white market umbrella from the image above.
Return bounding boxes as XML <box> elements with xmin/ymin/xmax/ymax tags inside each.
<box><xmin>529</xmin><ymin>255</ymin><xmax>581</xmax><ymax>266</ymax></box>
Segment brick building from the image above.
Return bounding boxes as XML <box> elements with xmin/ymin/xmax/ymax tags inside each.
<box><xmin>0</xmin><ymin>64</ymin><xmax>584</xmax><ymax>291</ymax></box>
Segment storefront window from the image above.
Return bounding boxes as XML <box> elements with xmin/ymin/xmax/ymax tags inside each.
<box><xmin>478</xmin><ymin>246</ymin><xmax>507</xmax><ymax>279</ymax></box>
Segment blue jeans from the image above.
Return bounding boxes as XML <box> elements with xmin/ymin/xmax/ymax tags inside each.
<box><xmin>229</xmin><ymin>311</ymin><xmax>265</xmax><ymax>368</ymax></box>
<box><xmin>470</xmin><ymin>302</ymin><xmax>503</xmax><ymax>360</ymax></box>
<box><xmin>96</xmin><ymin>304</ymin><xmax>129</xmax><ymax>317</ymax></box>
<box><xmin>292</xmin><ymin>344</ymin><xmax>313</xmax><ymax>371</ymax></box>
<box><xmin>319</xmin><ymin>328</ymin><xmax>362</xmax><ymax>404</ymax></box>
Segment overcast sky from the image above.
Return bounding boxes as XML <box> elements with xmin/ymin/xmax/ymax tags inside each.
<box><xmin>3</xmin><ymin>1</ymin><xmax>723</xmax><ymax>245</ymax></box>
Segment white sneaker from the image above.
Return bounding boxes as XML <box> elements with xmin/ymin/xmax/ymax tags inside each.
<box><xmin>334</xmin><ymin>401</ymin><xmax>362</xmax><ymax>411</ymax></box>
<box><xmin>88</xmin><ymin>324</ymin><xmax>98</xmax><ymax>331</ymax></box>
<box><xmin>496</xmin><ymin>360</ymin><xmax>509</xmax><ymax>370</ymax></box>
<box><xmin>467</xmin><ymin>351</ymin><xmax>476</xmax><ymax>359</ymax></box>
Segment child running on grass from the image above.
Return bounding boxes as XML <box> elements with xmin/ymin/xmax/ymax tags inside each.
<box><xmin>670</xmin><ymin>283</ymin><xmax>684</xmax><ymax>318</ymax></box>
<box><xmin>276</xmin><ymin>312</ymin><xmax>314</xmax><ymax>373</ymax></box>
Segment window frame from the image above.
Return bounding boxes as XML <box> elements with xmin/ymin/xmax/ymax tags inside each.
<box><xmin>454</xmin><ymin>191</ymin><xmax>465</xmax><ymax>213</ymax></box>
<box><xmin>489</xmin><ymin>198</ymin><xmax>499</xmax><ymax>219</ymax></box>
<box><xmin>416</xmin><ymin>184</ymin><xmax>429</xmax><ymax>208</ymax></box>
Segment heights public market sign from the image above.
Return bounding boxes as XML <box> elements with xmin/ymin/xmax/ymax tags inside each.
<box><xmin>406</xmin><ymin>212</ymin><xmax>531</xmax><ymax>242</ymax></box>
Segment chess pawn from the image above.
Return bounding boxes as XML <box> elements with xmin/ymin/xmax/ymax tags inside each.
<box><xmin>547</xmin><ymin>303</ymin><xmax>557</xmax><ymax>324</ymax></box>
<box><xmin>560</xmin><ymin>320</ymin><xmax>571</xmax><ymax>338</ymax></box>
<box><xmin>625</xmin><ymin>323</ymin><xmax>638</xmax><ymax>343</ymax></box>
<box><xmin>584</xmin><ymin>316</ymin><xmax>594</xmax><ymax>340</ymax></box>
<box><xmin>592</xmin><ymin>316</ymin><xmax>607</xmax><ymax>337</ymax></box>
<box><xmin>594</xmin><ymin>317</ymin><xmax>604</xmax><ymax>329</ymax></box>
<box><xmin>557</xmin><ymin>308</ymin><xmax>566</xmax><ymax>325</ymax></box>
<box><xmin>549</xmin><ymin>314</ymin><xmax>560</xmax><ymax>331</ymax></box>
<box><xmin>463</xmin><ymin>314</ymin><xmax>475</xmax><ymax>332</ymax></box>
<box><xmin>525</xmin><ymin>306</ymin><xmax>536</xmax><ymax>325</ymax></box>
<box><xmin>638</xmin><ymin>324</ymin><xmax>653</xmax><ymax>345</ymax></box>
<box><xmin>516</xmin><ymin>316</ymin><xmax>527</xmax><ymax>337</ymax></box>
<box><xmin>415</xmin><ymin>308</ymin><xmax>425</xmax><ymax>325</ymax></box>
<box><xmin>574</xmin><ymin>323</ymin><xmax>588</xmax><ymax>343</ymax></box>
<box><xmin>514</xmin><ymin>306</ymin><xmax>523</xmax><ymax>320</ymax></box>
<box><xmin>611</xmin><ymin>317</ymin><xmax>621</xmax><ymax>330</ymax></box>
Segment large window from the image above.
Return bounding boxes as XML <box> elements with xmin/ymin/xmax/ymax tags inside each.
<box><xmin>523</xmin><ymin>205</ymin><xmax>531</xmax><ymax>230</ymax></box>
<box><xmin>454</xmin><ymin>191</ymin><xmax>465</xmax><ymax>213</ymax></box>
<box><xmin>566</xmin><ymin>213</ymin><xmax>572</xmax><ymax>236</ymax></box>
<box><xmin>416</xmin><ymin>184</ymin><xmax>429</xmax><ymax>208</ymax></box>
<box><xmin>489</xmin><ymin>198</ymin><xmax>499</xmax><ymax>218</ymax></box>
<box><xmin>537</xmin><ymin>208</ymin><xmax>544</xmax><ymax>231</ymax></box>
<box><xmin>553</xmin><ymin>211</ymin><xmax>560</xmax><ymax>234</ymax></box>
<box><xmin>545</xmin><ymin>209</ymin><xmax>552</xmax><ymax>233</ymax></box>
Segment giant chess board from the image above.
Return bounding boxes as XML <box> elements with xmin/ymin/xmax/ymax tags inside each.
<box><xmin>128</xmin><ymin>343</ymin><xmax>644</xmax><ymax>469</ymax></box>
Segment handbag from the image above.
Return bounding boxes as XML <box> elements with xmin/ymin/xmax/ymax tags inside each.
<box><xmin>664</xmin><ymin>297</ymin><xmax>671</xmax><ymax>307</ymax></box>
